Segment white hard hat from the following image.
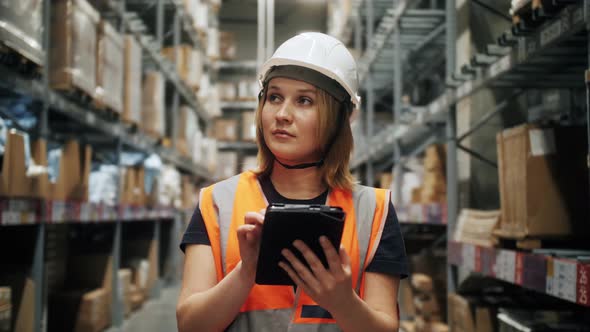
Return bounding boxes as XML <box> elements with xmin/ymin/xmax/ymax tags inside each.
<box><xmin>259</xmin><ymin>32</ymin><xmax>361</xmax><ymax>120</ymax></box>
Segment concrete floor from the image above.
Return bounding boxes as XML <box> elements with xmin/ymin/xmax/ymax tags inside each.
<box><xmin>105</xmin><ymin>286</ymin><xmax>180</xmax><ymax>332</ymax></box>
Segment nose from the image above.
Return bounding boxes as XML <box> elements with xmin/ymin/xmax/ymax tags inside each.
<box><xmin>275</xmin><ymin>102</ymin><xmax>293</xmax><ymax>123</ymax></box>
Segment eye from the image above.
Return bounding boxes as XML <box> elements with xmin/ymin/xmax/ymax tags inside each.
<box><xmin>267</xmin><ymin>94</ymin><xmax>282</xmax><ymax>103</ymax></box>
<box><xmin>298</xmin><ymin>96</ymin><xmax>313</xmax><ymax>106</ymax></box>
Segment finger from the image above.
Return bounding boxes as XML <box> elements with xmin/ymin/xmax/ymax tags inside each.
<box><xmin>278</xmin><ymin>261</ymin><xmax>313</xmax><ymax>295</ymax></box>
<box><xmin>244</xmin><ymin>212</ymin><xmax>264</xmax><ymax>226</ymax></box>
<box><xmin>293</xmin><ymin>240</ymin><xmax>329</xmax><ymax>279</ymax></box>
<box><xmin>237</xmin><ymin>224</ymin><xmax>258</xmax><ymax>243</ymax></box>
<box><xmin>281</xmin><ymin>248</ymin><xmax>321</xmax><ymax>291</ymax></box>
<box><xmin>320</xmin><ymin>236</ymin><xmax>344</xmax><ymax>274</ymax></box>
<box><xmin>339</xmin><ymin>247</ymin><xmax>352</xmax><ymax>272</ymax></box>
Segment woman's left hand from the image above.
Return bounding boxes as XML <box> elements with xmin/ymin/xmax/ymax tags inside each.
<box><xmin>279</xmin><ymin>236</ymin><xmax>354</xmax><ymax>314</ymax></box>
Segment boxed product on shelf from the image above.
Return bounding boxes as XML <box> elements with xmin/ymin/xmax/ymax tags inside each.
<box><xmin>89</xmin><ymin>164</ymin><xmax>119</xmax><ymax>205</ymax></box>
<box><xmin>241</xmin><ymin>156</ymin><xmax>258</xmax><ymax>173</ymax></box>
<box><xmin>219</xmin><ymin>31</ymin><xmax>236</xmax><ymax>60</ymax></box>
<box><xmin>120</xmin><ymin>166</ymin><xmax>146</xmax><ymax>205</ymax></box>
<box><xmin>208</xmin><ymin>83</ymin><xmax>222</xmax><ymax>118</ymax></box>
<box><xmin>191</xmin><ymin>0</ymin><xmax>209</xmax><ymax>34</ymax></box>
<box><xmin>123</xmin><ymin>35</ymin><xmax>142</xmax><ymax>125</ymax></box>
<box><xmin>496</xmin><ymin>124</ymin><xmax>589</xmax><ymax>239</ymax></box>
<box><xmin>207</xmin><ymin>27</ymin><xmax>219</xmax><ymax>60</ymax></box>
<box><xmin>50</xmin><ymin>0</ymin><xmax>100</xmax><ymax>98</ymax></box>
<box><xmin>0</xmin><ymin>0</ymin><xmax>44</xmax><ymax>65</ymax></box>
<box><xmin>219</xmin><ymin>82</ymin><xmax>237</xmax><ymax>101</ymax></box>
<box><xmin>424</xmin><ymin>144</ymin><xmax>446</xmax><ymax>171</ymax></box>
<box><xmin>0</xmin><ymin>130</ymin><xmax>50</xmax><ymax>199</ymax></box>
<box><xmin>48</xmin><ymin>140</ymin><xmax>92</xmax><ymax>201</ymax></box>
<box><xmin>141</xmin><ymin>71</ymin><xmax>166</xmax><ymax>138</ymax></box>
<box><xmin>215</xmin><ymin>151</ymin><xmax>238</xmax><ymax>180</ymax></box>
<box><xmin>181</xmin><ymin>175</ymin><xmax>197</xmax><ymax>209</ymax></box>
<box><xmin>453</xmin><ymin>209</ymin><xmax>500</xmax><ymax>247</ymax></box>
<box><xmin>190</xmin><ymin>128</ymin><xmax>204</xmax><ymax>165</ymax></box>
<box><xmin>398</xmin><ymin>279</ymin><xmax>415</xmax><ymax>318</ymax></box>
<box><xmin>202</xmin><ymin>138</ymin><xmax>218</xmax><ymax>173</ymax></box>
<box><xmin>175</xmin><ymin>106</ymin><xmax>198</xmax><ymax>158</ymax></box>
<box><xmin>162</xmin><ymin>45</ymin><xmax>203</xmax><ymax>91</ymax></box>
<box><xmin>213</xmin><ymin>118</ymin><xmax>239</xmax><ymax>141</ymax></box>
<box><xmin>241</xmin><ymin>111</ymin><xmax>257</xmax><ymax>142</ymax></box>
<box><xmin>448</xmin><ymin>293</ymin><xmax>496</xmax><ymax>332</ymax></box>
<box><xmin>95</xmin><ymin>20</ymin><xmax>124</xmax><ymax>114</ymax></box>
<box><xmin>379</xmin><ymin>172</ymin><xmax>393</xmax><ymax>190</ymax></box>
<box><xmin>129</xmin><ymin>284</ymin><xmax>145</xmax><ymax>311</ymax></box>
<box><xmin>0</xmin><ymin>275</ymin><xmax>35</xmax><ymax>332</ymax></box>
<box><xmin>237</xmin><ymin>80</ymin><xmax>259</xmax><ymax>101</ymax></box>
<box><xmin>49</xmin><ymin>288</ymin><xmax>111</xmax><ymax>332</ymax></box>
<box><xmin>126</xmin><ymin>239</ymin><xmax>158</xmax><ymax>297</ymax></box>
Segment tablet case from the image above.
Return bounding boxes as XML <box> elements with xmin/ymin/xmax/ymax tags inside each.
<box><xmin>255</xmin><ymin>203</ymin><xmax>346</xmax><ymax>285</ymax></box>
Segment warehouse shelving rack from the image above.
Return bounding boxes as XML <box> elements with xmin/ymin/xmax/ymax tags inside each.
<box><xmin>0</xmin><ymin>1</ymin><xmax>217</xmax><ymax>331</ymax></box>
<box><xmin>341</xmin><ymin>0</ymin><xmax>590</xmax><ymax>325</ymax></box>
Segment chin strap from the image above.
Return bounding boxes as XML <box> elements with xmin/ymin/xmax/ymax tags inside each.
<box><xmin>275</xmin><ymin>159</ymin><xmax>324</xmax><ymax>169</ymax></box>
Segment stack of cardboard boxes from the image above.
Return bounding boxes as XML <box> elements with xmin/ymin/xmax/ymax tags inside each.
<box><xmin>419</xmin><ymin>145</ymin><xmax>446</xmax><ymax>204</ymax></box>
<box><xmin>123</xmin><ymin>35</ymin><xmax>142</xmax><ymax>126</ymax></box>
<box><xmin>141</xmin><ymin>71</ymin><xmax>166</xmax><ymax>139</ymax></box>
<box><xmin>95</xmin><ymin>20</ymin><xmax>124</xmax><ymax>114</ymax></box>
<box><xmin>0</xmin><ymin>131</ymin><xmax>91</xmax><ymax>204</ymax></box>
<box><xmin>219</xmin><ymin>31</ymin><xmax>236</xmax><ymax>60</ymax></box>
<box><xmin>453</xmin><ymin>209</ymin><xmax>500</xmax><ymax>247</ymax></box>
<box><xmin>495</xmin><ymin>124</ymin><xmax>589</xmax><ymax>240</ymax></box>
<box><xmin>162</xmin><ymin>45</ymin><xmax>203</xmax><ymax>92</ymax></box>
<box><xmin>400</xmin><ymin>274</ymin><xmax>448</xmax><ymax>332</ymax></box>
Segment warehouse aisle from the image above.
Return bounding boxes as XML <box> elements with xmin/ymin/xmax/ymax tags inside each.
<box><xmin>105</xmin><ymin>286</ymin><xmax>180</xmax><ymax>332</ymax></box>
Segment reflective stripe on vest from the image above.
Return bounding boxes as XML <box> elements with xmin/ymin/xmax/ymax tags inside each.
<box><xmin>199</xmin><ymin>171</ymin><xmax>389</xmax><ymax>331</ymax></box>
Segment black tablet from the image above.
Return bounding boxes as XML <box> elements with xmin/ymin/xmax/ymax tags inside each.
<box><xmin>255</xmin><ymin>203</ymin><xmax>346</xmax><ymax>285</ymax></box>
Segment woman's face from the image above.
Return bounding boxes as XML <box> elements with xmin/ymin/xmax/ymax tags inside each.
<box><xmin>261</xmin><ymin>77</ymin><xmax>321</xmax><ymax>164</ymax></box>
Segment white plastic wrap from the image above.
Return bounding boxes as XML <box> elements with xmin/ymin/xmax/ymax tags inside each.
<box><xmin>95</xmin><ymin>20</ymin><xmax>124</xmax><ymax>113</ymax></box>
<box><xmin>88</xmin><ymin>164</ymin><xmax>119</xmax><ymax>205</ymax></box>
<box><xmin>156</xmin><ymin>164</ymin><xmax>181</xmax><ymax>207</ymax></box>
<box><xmin>123</xmin><ymin>35</ymin><xmax>142</xmax><ymax>124</ymax></box>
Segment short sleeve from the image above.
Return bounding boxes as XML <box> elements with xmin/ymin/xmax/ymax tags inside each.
<box><xmin>180</xmin><ymin>204</ymin><xmax>211</xmax><ymax>252</ymax></box>
<box><xmin>365</xmin><ymin>201</ymin><xmax>409</xmax><ymax>279</ymax></box>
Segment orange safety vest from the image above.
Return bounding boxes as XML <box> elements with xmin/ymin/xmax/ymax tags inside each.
<box><xmin>199</xmin><ymin>171</ymin><xmax>390</xmax><ymax>331</ymax></box>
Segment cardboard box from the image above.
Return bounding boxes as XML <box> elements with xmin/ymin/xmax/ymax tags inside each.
<box><xmin>176</xmin><ymin>106</ymin><xmax>198</xmax><ymax>158</ymax></box>
<box><xmin>51</xmin><ymin>140</ymin><xmax>92</xmax><ymax>201</ymax></box>
<box><xmin>0</xmin><ymin>131</ymin><xmax>49</xmax><ymax>198</ymax></box>
<box><xmin>379</xmin><ymin>172</ymin><xmax>393</xmax><ymax>190</ymax></box>
<box><xmin>454</xmin><ymin>209</ymin><xmax>500</xmax><ymax>247</ymax></box>
<box><xmin>424</xmin><ymin>144</ymin><xmax>446</xmax><ymax>171</ymax></box>
<box><xmin>411</xmin><ymin>274</ymin><xmax>434</xmax><ymax>293</ymax></box>
<box><xmin>50</xmin><ymin>0</ymin><xmax>99</xmax><ymax>97</ymax></box>
<box><xmin>0</xmin><ymin>276</ymin><xmax>34</xmax><ymax>332</ymax></box>
<box><xmin>414</xmin><ymin>293</ymin><xmax>439</xmax><ymax>316</ymax></box>
<box><xmin>129</xmin><ymin>284</ymin><xmax>144</xmax><ymax>311</ymax></box>
<box><xmin>95</xmin><ymin>20</ymin><xmax>124</xmax><ymax>113</ymax></box>
<box><xmin>241</xmin><ymin>111</ymin><xmax>257</xmax><ymax>142</ymax></box>
<box><xmin>121</xmin><ymin>167</ymin><xmax>146</xmax><ymax>205</ymax></box>
<box><xmin>49</xmin><ymin>288</ymin><xmax>111</xmax><ymax>332</ymax></box>
<box><xmin>162</xmin><ymin>45</ymin><xmax>202</xmax><ymax>90</ymax></box>
<box><xmin>496</xmin><ymin>124</ymin><xmax>589</xmax><ymax>238</ymax></box>
<box><xmin>206</xmin><ymin>27</ymin><xmax>219</xmax><ymax>60</ymax></box>
<box><xmin>141</xmin><ymin>71</ymin><xmax>166</xmax><ymax>137</ymax></box>
<box><xmin>0</xmin><ymin>0</ymin><xmax>43</xmax><ymax>66</ymax></box>
<box><xmin>215</xmin><ymin>152</ymin><xmax>238</xmax><ymax>180</ymax></box>
<box><xmin>126</xmin><ymin>239</ymin><xmax>158</xmax><ymax>297</ymax></box>
<box><xmin>213</xmin><ymin>118</ymin><xmax>238</xmax><ymax>141</ymax></box>
<box><xmin>123</xmin><ymin>35</ymin><xmax>142</xmax><ymax>125</ymax></box>
<box><xmin>219</xmin><ymin>31</ymin><xmax>236</xmax><ymax>60</ymax></box>
<box><xmin>448</xmin><ymin>293</ymin><xmax>495</xmax><ymax>332</ymax></box>
<box><xmin>181</xmin><ymin>176</ymin><xmax>197</xmax><ymax>209</ymax></box>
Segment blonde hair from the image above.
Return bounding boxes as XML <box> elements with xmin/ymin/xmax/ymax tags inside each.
<box><xmin>253</xmin><ymin>86</ymin><xmax>355</xmax><ymax>192</ymax></box>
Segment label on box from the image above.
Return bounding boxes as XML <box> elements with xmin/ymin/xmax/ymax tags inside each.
<box><xmin>1</xmin><ymin>211</ymin><xmax>20</xmax><ymax>225</ymax></box>
<box><xmin>547</xmin><ymin>258</ymin><xmax>577</xmax><ymax>302</ymax></box>
<box><xmin>577</xmin><ymin>263</ymin><xmax>590</xmax><ymax>306</ymax></box>
<box><xmin>529</xmin><ymin>129</ymin><xmax>556</xmax><ymax>156</ymax></box>
<box><xmin>495</xmin><ymin>249</ymin><xmax>516</xmax><ymax>282</ymax></box>
<box><xmin>462</xmin><ymin>244</ymin><xmax>476</xmax><ymax>271</ymax></box>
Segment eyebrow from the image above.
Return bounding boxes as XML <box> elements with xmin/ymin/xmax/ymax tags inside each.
<box><xmin>268</xmin><ymin>85</ymin><xmax>317</xmax><ymax>94</ymax></box>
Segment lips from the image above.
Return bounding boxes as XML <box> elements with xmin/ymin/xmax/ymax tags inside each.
<box><xmin>272</xmin><ymin>129</ymin><xmax>295</xmax><ymax>137</ymax></box>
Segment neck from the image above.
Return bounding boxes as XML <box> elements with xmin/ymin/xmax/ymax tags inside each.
<box><xmin>270</xmin><ymin>160</ymin><xmax>327</xmax><ymax>200</ymax></box>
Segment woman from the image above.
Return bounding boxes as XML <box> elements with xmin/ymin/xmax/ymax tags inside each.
<box><xmin>177</xmin><ymin>32</ymin><xmax>408</xmax><ymax>332</ymax></box>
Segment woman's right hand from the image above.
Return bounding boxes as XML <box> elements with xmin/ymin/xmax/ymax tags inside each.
<box><xmin>236</xmin><ymin>210</ymin><xmax>265</xmax><ymax>281</ymax></box>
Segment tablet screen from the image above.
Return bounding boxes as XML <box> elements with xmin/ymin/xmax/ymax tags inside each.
<box><xmin>255</xmin><ymin>204</ymin><xmax>346</xmax><ymax>285</ymax></box>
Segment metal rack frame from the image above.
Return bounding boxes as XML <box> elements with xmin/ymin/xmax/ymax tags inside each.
<box><xmin>344</xmin><ymin>0</ymin><xmax>590</xmax><ymax>319</ymax></box>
